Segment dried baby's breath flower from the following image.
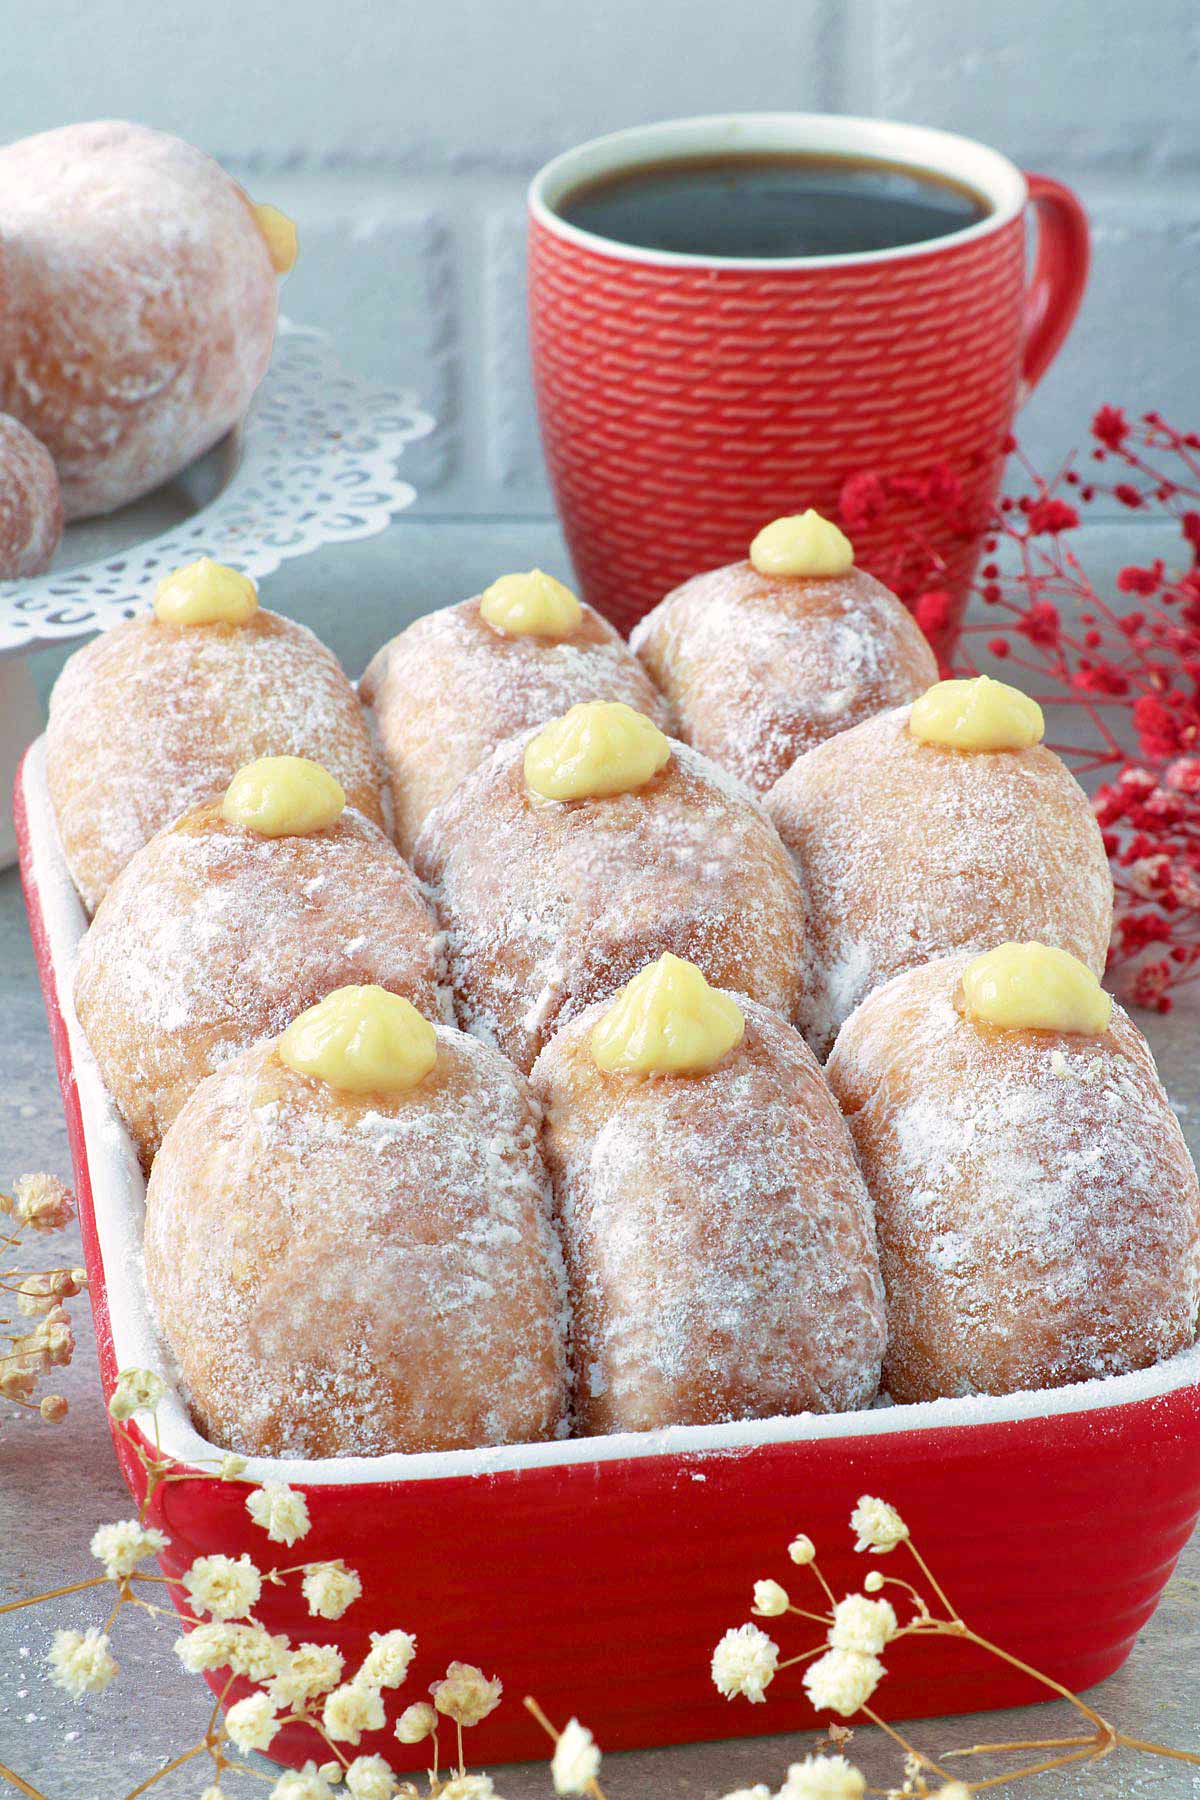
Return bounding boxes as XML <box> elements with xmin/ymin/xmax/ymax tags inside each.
<box><xmin>551</xmin><ymin>1716</ymin><xmax>601</xmax><ymax>1794</ymax></box>
<box><xmin>47</xmin><ymin>1627</ymin><xmax>118</xmax><ymax>1697</ymax></box>
<box><xmin>247</xmin><ymin>1480</ymin><xmax>311</xmax><ymax>1545</ymax></box>
<box><xmin>345</xmin><ymin>1755</ymin><xmax>400</xmax><ymax>1799</ymax></box>
<box><xmin>430</xmin><ymin>1660</ymin><xmax>503</xmax><ymax>1727</ymax></box>
<box><xmin>199</xmin><ymin>1787</ymin><xmax>232</xmax><ymax>1800</ymax></box>
<box><xmin>323</xmin><ymin>1680</ymin><xmax>386</xmax><ymax>1745</ymax></box>
<box><xmin>862</xmin><ymin>1571</ymin><xmax>885</xmax><ymax>1594</ymax></box>
<box><xmin>0</xmin><ymin>1366</ymin><xmax>36</xmax><ymax>1401</ymax></box>
<box><xmin>711</xmin><ymin>1623</ymin><xmax>779</xmax><ymax>1703</ymax></box>
<box><xmin>303</xmin><ymin>1560</ymin><xmax>363</xmax><ymax>1621</ymax></box>
<box><xmin>224</xmin><ymin>1690</ymin><xmax>280</xmax><ymax>1754</ymax></box>
<box><xmin>788</xmin><ymin>1534</ymin><xmax>816</xmax><ymax>1566</ymax></box>
<box><xmin>318</xmin><ymin>1765</ymin><xmax>345</xmax><ymax>1787</ymax></box>
<box><xmin>269</xmin><ymin>1640</ymin><xmax>345</xmax><ymax>1707</ymax></box>
<box><xmin>850</xmin><ymin>1496</ymin><xmax>909</xmax><ymax>1555</ymax></box>
<box><xmin>39</xmin><ymin>1393</ymin><xmax>68</xmax><ymax>1422</ymax></box>
<box><xmin>16</xmin><ymin>1274</ymin><xmax>58</xmax><ymax>1316</ymax></box>
<box><xmin>437</xmin><ymin>1779</ymin><xmax>497</xmax><ymax>1800</ymax></box>
<box><xmin>108</xmin><ymin>1366</ymin><xmax>165</xmax><ymax>1421</ymax></box>
<box><xmin>89</xmin><ymin>1519</ymin><xmax>168</xmax><ymax>1580</ymax></box>
<box><xmin>779</xmin><ymin>1753</ymin><xmax>866</xmax><ymax>1798</ymax></box>
<box><xmin>14</xmin><ymin>1172</ymin><xmax>74</xmax><ymax>1232</ymax></box>
<box><xmin>175</xmin><ymin>1619</ymin><xmax>289</xmax><ymax>1680</ymax></box>
<box><xmin>182</xmin><ymin>1552</ymin><xmax>262</xmax><ymax>1621</ymax></box>
<box><xmin>269</xmin><ymin>1771</ymin><xmax>338</xmax><ymax>1800</ymax></box>
<box><xmin>803</xmin><ymin>1648</ymin><xmax>884</xmax><ymax>1718</ymax></box>
<box><xmin>174</xmin><ymin>1622</ymin><xmax>243</xmax><ymax>1673</ymax></box>
<box><xmin>358</xmin><ymin>1627</ymin><xmax>416</xmax><ymax>1691</ymax></box>
<box><xmin>752</xmin><ymin>1578</ymin><xmax>790</xmax><ymax>1618</ymax></box>
<box><xmin>828</xmin><ymin>1595</ymin><xmax>897</xmax><ymax>1655</ymax></box>
<box><xmin>219</xmin><ymin>1452</ymin><xmax>248</xmax><ymax>1481</ymax></box>
<box><xmin>394</xmin><ymin>1700</ymin><xmax>437</xmax><ymax>1743</ymax></box>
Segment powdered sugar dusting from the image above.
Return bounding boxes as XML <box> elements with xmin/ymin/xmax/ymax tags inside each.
<box><xmin>533</xmin><ymin>996</ymin><xmax>885</xmax><ymax>1432</ymax></box>
<box><xmin>74</xmin><ymin>804</ymin><xmax>446</xmax><ymax>1166</ymax></box>
<box><xmin>143</xmin><ymin>1027</ymin><xmax>569</xmax><ymax>1458</ymax></box>
<box><xmin>632</xmin><ymin>560</ymin><xmax>938</xmax><ymax>794</ymax></box>
<box><xmin>0</xmin><ymin>121</ymin><xmax>276</xmax><ymax>519</ymax></box>
<box><xmin>46</xmin><ymin>609</ymin><xmax>387</xmax><ymax>912</ymax></box>
<box><xmin>766</xmin><ymin>705</ymin><xmax>1114</xmax><ymax>1057</ymax></box>
<box><xmin>361</xmin><ymin>594</ymin><xmax>671</xmax><ymax>855</ymax></box>
<box><xmin>827</xmin><ymin>954</ymin><xmax>1200</xmax><ymax>1401</ymax></box>
<box><xmin>415</xmin><ymin>733</ymin><xmax>806</xmax><ymax>1073</ymax></box>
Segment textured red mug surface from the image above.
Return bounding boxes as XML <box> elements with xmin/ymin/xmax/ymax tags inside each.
<box><xmin>528</xmin><ymin>114</ymin><xmax>1089</xmax><ymax>655</ymax></box>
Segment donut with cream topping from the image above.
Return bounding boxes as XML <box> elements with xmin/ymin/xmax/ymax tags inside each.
<box><xmin>764</xmin><ymin>677</ymin><xmax>1113</xmax><ymax>1057</ymax></box>
<box><xmin>144</xmin><ymin>989</ymin><xmax>569</xmax><ymax>1458</ymax></box>
<box><xmin>414</xmin><ymin>702</ymin><xmax>806</xmax><ymax>1074</ymax></box>
<box><xmin>532</xmin><ymin>957</ymin><xmax>886</xmax><ymax>1432</ymax></box>
<box><xmin>631</xmin><ymin>512</ymin><xmax>938</xmax><ymax>794</ymax></box>
<box><xmin>360</xmin><ymin>574</ymin><xmax>670</xmax><ymax>857</ymax></box>
<box><xmin>0</xmin><ymin>121</ymin><xmax>286</xmax><ymax>519</ymax></box>
<box><xmin>825</xmin><ymin>948</ymin><xmax>1200</xmax><ymax>1401</ymax></box>
<box><xmin>45</xmin><ymin>560</ymin><xmax>386</xmax><ymax>912</ymax></box>
<box><xmin>75</xmin><ymin>759</ymin><xmax>443</xmax><ymax>1169</ymax></box>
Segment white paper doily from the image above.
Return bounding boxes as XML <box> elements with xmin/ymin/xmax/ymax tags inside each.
<box><xmin>0</xmin><ymin>321</ymin><xmax>434</xmax><ymax>654</ymax></box>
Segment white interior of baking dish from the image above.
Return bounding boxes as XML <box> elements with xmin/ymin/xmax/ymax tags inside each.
<box><xmin>20</xmin><ymin>737</ymin><xmax>1200</xmax><ymax>1487</ymax></box>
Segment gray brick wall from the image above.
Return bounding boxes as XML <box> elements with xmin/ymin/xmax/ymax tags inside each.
<box><xmin>2</xmin><ymin>0</ymin><xmax>1195</xmax><ymax>524</ymax></box>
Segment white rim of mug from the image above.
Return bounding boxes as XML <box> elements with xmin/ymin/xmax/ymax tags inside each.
<box><xmin>528</xmin><ymin>111</ymin><xmax>1028</xmax><ymax>270</ymax></box>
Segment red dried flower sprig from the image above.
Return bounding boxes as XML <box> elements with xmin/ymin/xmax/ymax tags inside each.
<box><xmin>837</xmin><ymin>409</ymin><xmax>1200</xmax><ymax>1011</ymax></box>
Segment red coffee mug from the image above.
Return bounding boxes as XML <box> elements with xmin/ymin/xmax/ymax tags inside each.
<box><xmin>528</xmin><ymin>113</ymin><xmax>1088</xmax><ymax>655</ymax></box>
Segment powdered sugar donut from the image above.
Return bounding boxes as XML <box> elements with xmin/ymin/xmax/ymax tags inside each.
<box><xmin>533</xmin><ymin>993</ymin><xmax>885</xmax><ymax>1431</ymax></box>
<box><xmin>144</xmin><ymin>1027</ymin><xmax>569</xmax><ymax>1457</ymax></box>
<box><xmin>765</xmin><ymin>705</ymin><xmax>1112</xmax><ymax>1057</ymax></box>
<box><xmin>415</xmin><ymin>732</ymin><xmax>806</xmax><ymax>1074</ymax></box>
<box><xmin>825</xmin><ymin>954</ymin><xmax>1200</xmax><ymax>1400</ymax></box>
<box><xmin>46</xmin><ymin>609</ymin><xmax>386</xmax><ymax>912</ymax></box>
<box><xmin>360</xmin><ymin>590</ymin><xmax>670</xmax><ymax>857</ymax></box>
<box><xmin>75</xmin><ymin>801</ymin><xmax>444</xmax><ymax>1169</ymax></box>
<box><xmin>0</xmin><ymin>413</ymin><xmax>62</xmax><ymax>576</ymax></box>
<box><xmin>0</xmin><ymin>121</ymin><xmax>280</xmax><ymax>518</ymax></box>
<box><xmin>632</xmin><ymin>559</ymin><xmax>937</xmax><ymax>793</ymax></box>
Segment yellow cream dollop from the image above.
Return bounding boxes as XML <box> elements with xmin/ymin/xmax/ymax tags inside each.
<box><xmin>221</xmin><ymin>756</ymin><xmax>345</xmax><ymax>837</ymax></box>
<box><xmin>153</xmin><ymin>558</ymin><xmax>259</xmax><ymax>627</ymax></box>
<box><xmin>749</xmin><ymin>510</ymin><xmax>854</xmax><ymax>578</ymax></box>
<box><xmin>253</xmin><ymin>202</ymin><xmax>298</xmax><ymax>274</ymax></box>
<box><xmin>910</xmin><ymin>674</ymin><xmax>1044</xmax><ymax>752</ymax></box>
<box><xmin>591</xmin><ymin>953</ymin><xmax>745</xmax><ymax>1075</ymax></box>
<box><xmin>958</xmin><ymin>943</ymin><xmax>1112</xmax><ymax>1036</ymax></box>
<box><xmin>479</xmin><ymin>569</ymin><xmax>583</xmax><ymax>639</ymax></box>
<box><xmin>277</xmin><ymin>985</ymin><xmax>438</xmax><ymax>1094</ymax></box>
<box><xmin>524</xmin><ymin>701</ymin><xmax>671</xmax><ymax>802</ymax></box>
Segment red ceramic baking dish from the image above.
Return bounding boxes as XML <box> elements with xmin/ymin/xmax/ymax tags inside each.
<box><xmin>15</xmin><ymin>737</ymin><xmax>1200</xmax><ymax>1773</ymax></box>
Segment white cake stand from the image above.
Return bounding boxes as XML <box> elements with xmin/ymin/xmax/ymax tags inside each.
<box><xmin>0</xmin><ymin>321</ymin><xmax>433</xmax><ymax>864</ymax></box>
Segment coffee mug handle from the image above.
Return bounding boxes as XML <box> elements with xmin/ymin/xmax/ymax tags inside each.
<box><xmin>1019</xmin><ymin>173</ymin><xmax>1090</xmax><ymax>400</ymax></box>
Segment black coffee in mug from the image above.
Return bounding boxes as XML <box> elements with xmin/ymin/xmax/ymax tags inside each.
<box><xmin>556</xmin><ymin>151</ymin><xmax>990</xmax><ymax>259</ymax></box>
